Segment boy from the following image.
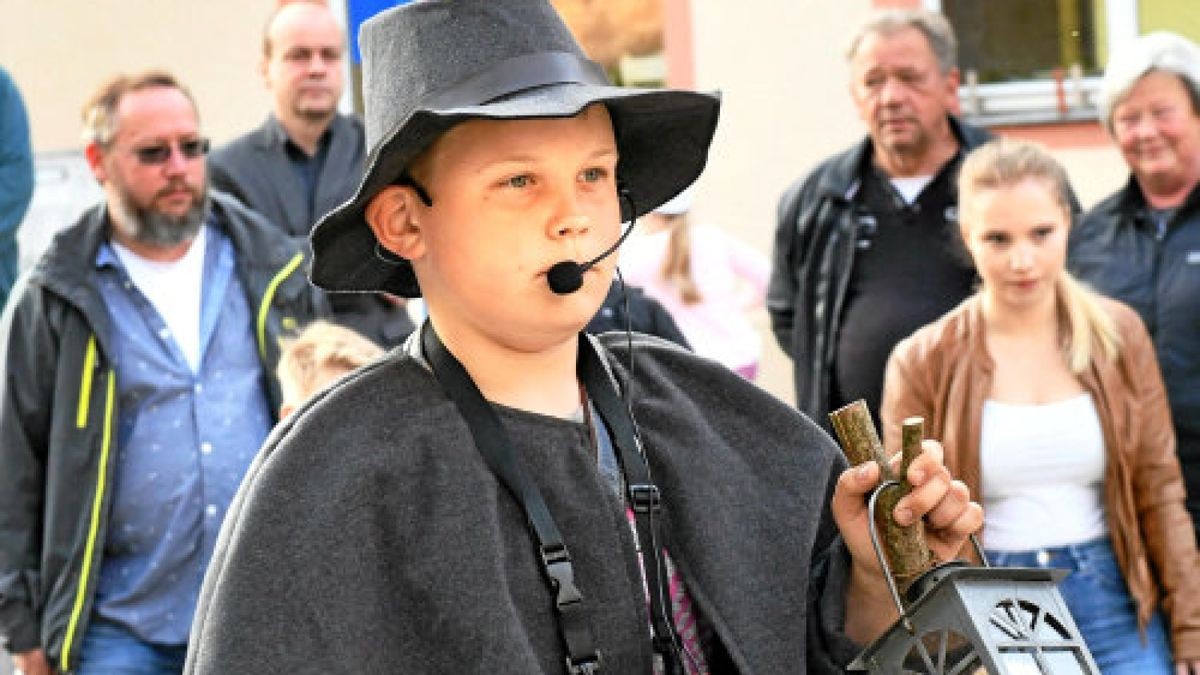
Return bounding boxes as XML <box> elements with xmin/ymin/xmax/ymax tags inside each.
<box><xmin>186</xmin><ymin>1</ymin><xmax>980</xmax><ymax>673</ymax></box>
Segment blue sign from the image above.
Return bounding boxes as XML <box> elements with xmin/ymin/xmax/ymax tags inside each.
<box><xmin>346</xmin><ymin>0</ymin><xmax>415</xmax><ymax>64</ymax></box>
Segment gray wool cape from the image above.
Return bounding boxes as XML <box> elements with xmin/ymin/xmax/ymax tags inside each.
<box><xmin>185</xmin><ymin>332</ymin><xmax>863</xmax><ymax>674</ymax></box>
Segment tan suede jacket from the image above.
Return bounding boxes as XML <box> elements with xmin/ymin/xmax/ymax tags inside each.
<box><xmin>881</xmin><ymin>295</ymin><xmax>1200</xmax><ymax>659</ymax></box>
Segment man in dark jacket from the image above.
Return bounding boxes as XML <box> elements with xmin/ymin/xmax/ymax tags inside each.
<box><xmin>209</xmin><ymin>1</ymin><xmax>414</xmax><ymax>347</ymax></box>
<box><xmin>0</xmin><ymin>70</ymin><xmax>326</xmax><ymax>675</ymax></box>
<box><xmin>769</xmin><ymin>8</ymin><xmax>990</xmax><ymax>428</ymax></box>
<box><xmin>1069</xmin><ymin>32</ymin><xmax>1200</xmax><ymax>538</ymax></box>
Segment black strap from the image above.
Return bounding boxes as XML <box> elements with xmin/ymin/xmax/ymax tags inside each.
<box><xmin>422</xmin><ymin>325</ymin><xmax>601</xmax><ymax>675</ymax></box>
<box><xmin>424</xmin><ymin>51</ymin><xmax>610</xmax><ymax>110</ymax></box>
<box><xmin>577</xmin><ymin>335</ymin><xmax>683</xmax><ymax>675</ymax></box>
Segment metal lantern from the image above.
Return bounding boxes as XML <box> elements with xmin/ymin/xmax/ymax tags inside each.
<box><xmin>829</xmin><ymin>402</ymin><xmax>1100</xmax><ymax>675</ymax></box>
<box><xmin>849</xmin><ymin>557</ymin><xmax>1099</xmax><ymax>674</ymax></box>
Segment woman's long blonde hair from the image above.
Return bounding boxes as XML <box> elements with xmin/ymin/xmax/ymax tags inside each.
<box><xmin>659</xmin><ymin>213</ymin><xmax>703</xmax><ymax>304</ymax></box>
<box><xmin>957</xmin><ymin>140</ymin><xmax>1121</xmax><ymax>373</ymax></box>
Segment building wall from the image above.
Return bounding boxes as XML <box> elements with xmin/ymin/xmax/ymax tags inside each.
<box><xmin>0</xmin><ymin>1</ymin><xmax>278</xmax><ymax>152</ymax></box>
<box><xmin>681</xmin><ymin>0</ymin><xmax>877</xmax><ymax>404</ymax></box>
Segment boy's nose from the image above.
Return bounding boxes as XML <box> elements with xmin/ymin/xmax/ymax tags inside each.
<box><xmin>549</xmin><ymin>213</ymin><xmax>591</xmax><ymax>239</ymax></box>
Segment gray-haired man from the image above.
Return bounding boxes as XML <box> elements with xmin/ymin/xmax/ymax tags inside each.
<box><xmin>768</xmin><ymin>8</ymin><xmax>991</xmax><ymax>428</ymax></box>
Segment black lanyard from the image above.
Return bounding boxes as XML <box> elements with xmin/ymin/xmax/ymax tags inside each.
<box><xmin>421</xmin><ymin>323</ymin><xmax>681</xmax><ymax>675</ymax></box>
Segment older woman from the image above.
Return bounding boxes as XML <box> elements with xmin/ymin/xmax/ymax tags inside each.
<box><xmin>1069</xmin><ymin>32</ymin><xmax>1200</xmax><ymax>543</ymax></box>
<box><xmin>883</xmin><ymin>140</ymin><xmax>1200</xmax><ymax>674</ymax></box>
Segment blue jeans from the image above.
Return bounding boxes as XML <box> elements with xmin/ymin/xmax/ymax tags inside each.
<box><xmin>74</xmin><ymin>618</ymin><xmax>186</xmax><ymax>675</ymax></box>
<box><xmin>987</xmin><ymin>538</ymin><xmax>1173</xmax><ymax>675</ymax></box>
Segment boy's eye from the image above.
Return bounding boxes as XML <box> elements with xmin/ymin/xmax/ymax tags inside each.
<box><xmin>581</xmin><ymin>167</ymin><xmax>607</xmax><ymax>183</ymax></box>
<box><xmin>504</xmin><ymin>175</ymin><xmax>532</xmax><ymax>189</ymax></box>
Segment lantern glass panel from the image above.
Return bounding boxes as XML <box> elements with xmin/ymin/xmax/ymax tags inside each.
<box><xmin>989</xmin><ymin>599</ymin><xmax>1071</xmax><ymax>642</ymax></box>
<box><xmin>897</xmin><ymin>629</ymin><xmax>991</xmax><ymax>674</ymax></box>
<box><xmin>1000</xmin><ymin>650</ymin><xmax>1042</xmax><ymax>674</ymax></box>
<box><xmin>1042</xmin><ymin>650</ymin><xmax>1088</xmax><ymax>674</ymax></box>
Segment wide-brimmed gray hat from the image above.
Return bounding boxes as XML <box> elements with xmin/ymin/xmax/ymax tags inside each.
<box><xmin>310</xmin><ymin>0</ymin><xmax>721</xmax><ymax>297</ymax></box>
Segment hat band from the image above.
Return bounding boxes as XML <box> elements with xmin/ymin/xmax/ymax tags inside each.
<box><xmin>424</xmin><ymin>51</ymin><xmax>611</xmax><ymax>110</ymax></box>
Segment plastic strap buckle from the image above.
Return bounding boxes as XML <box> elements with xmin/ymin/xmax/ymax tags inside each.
<box><xmin>628</xmin><ymin>483</ymin><xmax>661</xmax><ymax>514</ymax></box>
<box><xmin>541</xmin><ymin>545</ymin><xmax>583</xmax><ymax>610</ymax></box>
<box><xmin>566</xmin><ymin>653</ymin><xmax>603</xmax><ymax>675</ymax></box>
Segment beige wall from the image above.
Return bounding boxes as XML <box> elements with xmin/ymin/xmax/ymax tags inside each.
<box><xmin>1058</xmin><ymin>144</ymin><xmax>1128</xmax><ymax>208</ymax></box>
<box><xmin>1</xmin><ymin>1</ymin><xmax>278</xmax><ymax>153</ymax></box>
<box><xmin>685</xmin><ymin>0</ymin><xmax>873</xmax><ymax>404</ymax></box>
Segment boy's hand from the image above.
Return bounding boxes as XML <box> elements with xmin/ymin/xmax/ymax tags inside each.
<box><xmin>831</xmin><ymin>439</ymin><xmax>983</xmax><ymax>644</ymax></box>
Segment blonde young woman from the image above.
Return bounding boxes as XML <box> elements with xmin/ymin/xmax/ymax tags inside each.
<box><xmin>881</xmin><ymin>140</ymin><xmax>1200</xmax><ymax>674</ymax></box>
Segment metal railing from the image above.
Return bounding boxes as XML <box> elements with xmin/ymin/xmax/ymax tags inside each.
<box><xmin>960</xmin><ymin>65</ymin><xmax>1101</xmax><ymax>126</ymax></box>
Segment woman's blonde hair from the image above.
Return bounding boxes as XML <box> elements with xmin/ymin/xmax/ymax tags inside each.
<box><xmin>957</xmin><ymin>139</ymin><xmax>1121</xmax><ymax>373</ymax></box>
<box><xmin>659</xmin><ymin>213</ymin><xmax>703</xmax><ymax>304</ymax></box>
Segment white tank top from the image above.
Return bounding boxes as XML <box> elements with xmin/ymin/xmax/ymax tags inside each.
<box><xmin>979</xmin><ymin>394</ymin><xmax>1108</xmax><ymax>551</ymax></box>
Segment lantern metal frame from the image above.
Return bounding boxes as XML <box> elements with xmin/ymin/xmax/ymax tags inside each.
<box><xmin>850</xmin><ymin>480</ymin><xmax>1100</xmax><ymax>675</ymax></box>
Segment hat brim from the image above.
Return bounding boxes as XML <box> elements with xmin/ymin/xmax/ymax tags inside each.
<box><xmin>310</xmin><ymin>83</ymin><xmax>720</xmax><ymax>297</ymax></box>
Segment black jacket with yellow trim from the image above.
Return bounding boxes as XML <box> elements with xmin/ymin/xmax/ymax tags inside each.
<box><xmin>0</xmin><ymin>191</ymin><xmax>328</xmax><ymax>670</ymax></box>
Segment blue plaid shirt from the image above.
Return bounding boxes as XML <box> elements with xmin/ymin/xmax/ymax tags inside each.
<box><xmin>91</xmin><ymin>222</ymin><xmax>273</xmax><ymax>645</ymax></box>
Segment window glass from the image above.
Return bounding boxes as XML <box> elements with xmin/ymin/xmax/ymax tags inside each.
<box><xmin>943</xmin><ymin>0</ymin><xmax>1102</xmax><ymax>84</ymax></box>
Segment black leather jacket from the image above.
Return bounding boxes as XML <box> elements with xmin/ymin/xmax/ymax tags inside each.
<box><xmin>0</xmin><ymin>192</ymin><xmax>327</xmax><ymax>670</ymax></box>
<box><xmin>1069</xmin><ymin>177</ymin><xmax>1200</xmax><ymax>519</ymax></box>
<box><xmin>767</xmin><ymin>117</ymin><xmax>991</xmax><ymax>422</ymax></box>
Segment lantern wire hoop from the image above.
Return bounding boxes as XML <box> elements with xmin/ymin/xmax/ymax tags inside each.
<box><xmin>866</xmin><ymin>481</ymin><xmax>992</xmax><ymax>636</ymax></box>
<box><xmin>866</xmin><ymin>480</ymin><xmax>915</xmax><ymax>634</ymax></box>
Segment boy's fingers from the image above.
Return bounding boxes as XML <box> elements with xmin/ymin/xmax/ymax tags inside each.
<box><xmin>922</xmin><ymin>479</ymin><xmax>973</xmax><ymax>530</ymax></box>
<box><xmin>833</xmin><ymin>461</ymin><xmax>880</xmax><ymax>516</ymax></box>
<box><xmin>894</xmin><ymin>465</ymin><xmax>952</xmax><ymax>525</ymax></box>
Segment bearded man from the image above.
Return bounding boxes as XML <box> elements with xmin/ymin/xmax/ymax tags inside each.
<box><xmin>0</xmin><ymin>70</ymin><xmax>326</xmax><ymax>675</ymax></box>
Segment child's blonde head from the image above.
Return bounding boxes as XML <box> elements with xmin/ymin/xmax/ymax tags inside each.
<box><xmin>277</xmin><ymin>321</ymin><xmax>385</xmax><ymax>416</ymax></box>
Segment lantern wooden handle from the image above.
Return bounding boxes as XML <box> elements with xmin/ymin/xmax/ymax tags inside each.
<box><xmin>829</xmin><ymin>400</ymin><xmax>894</xmax><ymax>480</ymax></box>
<box><xmin>829</xmin><ymin>402</ymin><xmax>934</xmax><ymax>592</ymax></box>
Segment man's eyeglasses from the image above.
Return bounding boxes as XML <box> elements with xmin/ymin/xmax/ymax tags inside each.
<box><xmin>127</xmin><ymin>138</ymin><xmax>211</xmax><ymax>165</ymax></box>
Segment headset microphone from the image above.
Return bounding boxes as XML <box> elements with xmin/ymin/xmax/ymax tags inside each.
<box><xmin>546</xmin><ymin>219</ymin><xmax>640</xmax><ymax>294</ymax></box>
<box><xmin>547</xmin><ymin>190</ymin><xmax>637</xmax><ymax>295</ymax></box>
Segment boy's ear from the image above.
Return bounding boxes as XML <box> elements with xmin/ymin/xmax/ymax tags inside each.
<box><xmin>366</xmin><ymin>186</ymin><xmax>425</xmax><ymax>260</ymax></box>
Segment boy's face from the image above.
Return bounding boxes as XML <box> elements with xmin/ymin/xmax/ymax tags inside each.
<box><xmin>398</xmin><ymin>104</ymin><xmax>622</xmax><ymax>351</ymax></box>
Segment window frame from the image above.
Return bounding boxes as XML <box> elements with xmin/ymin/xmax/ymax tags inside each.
<box><xmin>923</xmin><ymin>0</ymin><xmax>1141</xmax><ymax>125</ymax></box>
